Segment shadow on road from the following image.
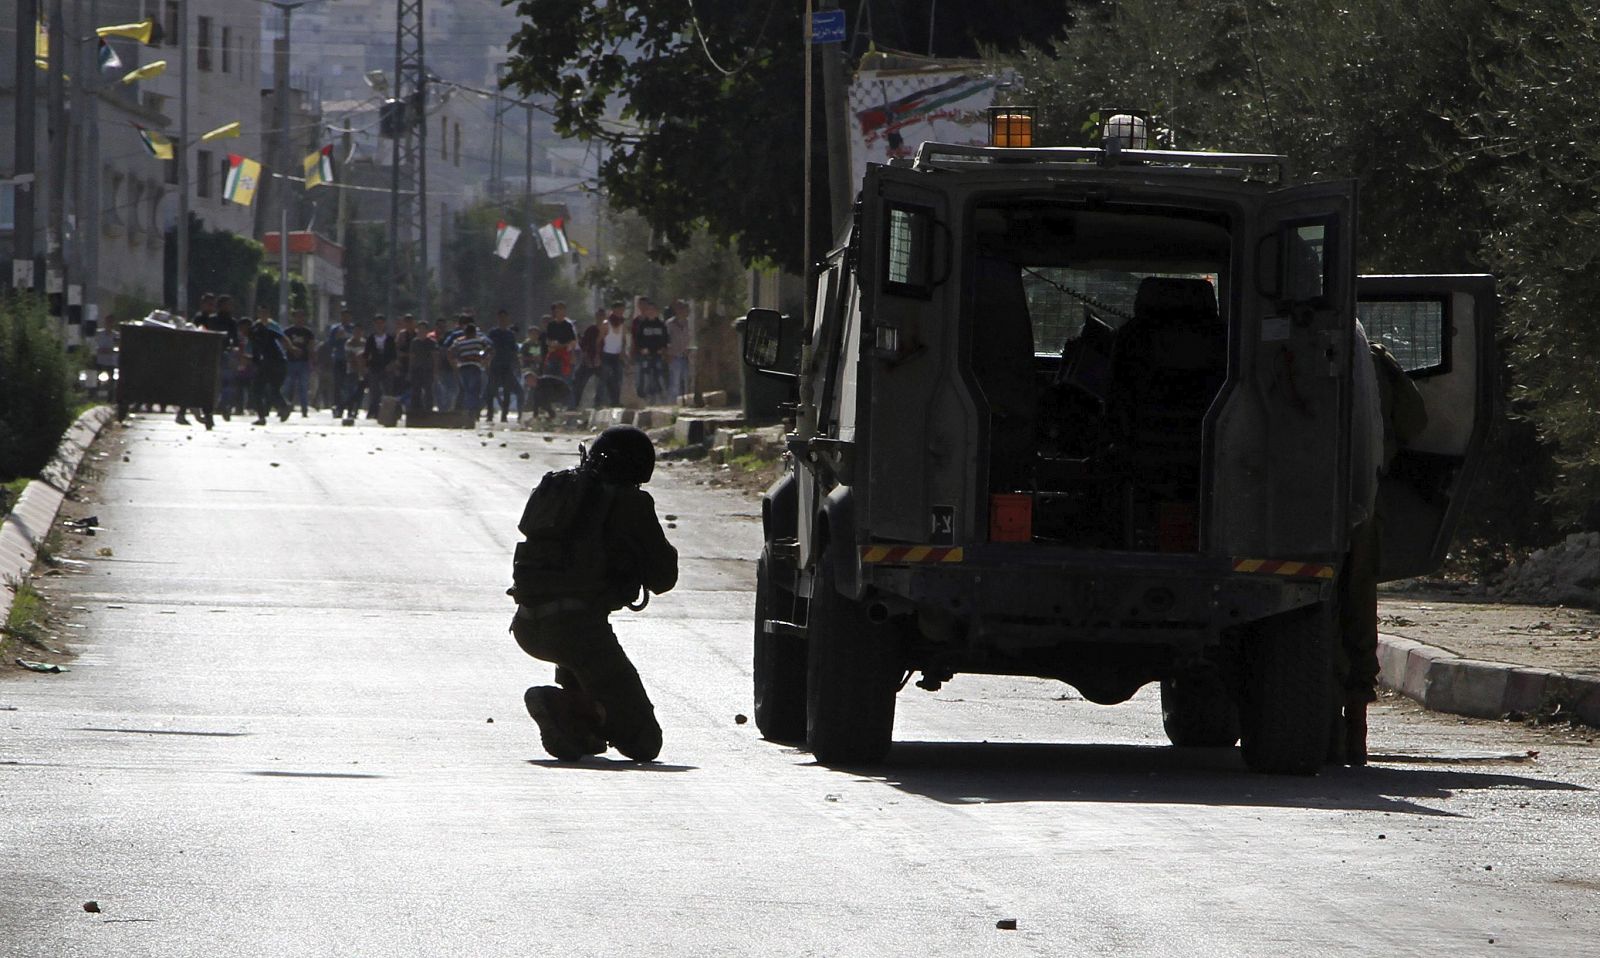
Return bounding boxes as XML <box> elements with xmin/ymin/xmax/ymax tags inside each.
<box><xmin>526</xmin><ymin>758</ymin><xmax>698</xmax><ymax>772</ymax></box>
<box><xmin>824</xmin><ymin>742</ymin><xmax>1585</xmax><ymax>816</ymax></box>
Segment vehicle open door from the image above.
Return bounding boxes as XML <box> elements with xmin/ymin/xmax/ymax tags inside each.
<box><xmin>1212</xmin><ymin>182</ymin><xmax>1356</xmax><ymax>561</ymax></box>
<box><xmin>1357</xmin><ymin>274</ymin><xmax>1497</xmax><ymax>581</ymax></box>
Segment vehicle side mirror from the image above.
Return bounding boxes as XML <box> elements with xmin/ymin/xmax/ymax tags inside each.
<box><xmin>739</xmin><ymin>308</ymin><xmax>798</xmax><ymax>380</ymax></box>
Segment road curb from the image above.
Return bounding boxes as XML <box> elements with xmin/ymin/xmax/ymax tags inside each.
<box><xmin>1</xmin><ymin>407</ymin><xmax>116</xmax><ymax>626</ymax></box>
<box><xmin>1377</xmin><ymin>632</ymin><xmax>1600</xmax><ymax>728</ymax></box>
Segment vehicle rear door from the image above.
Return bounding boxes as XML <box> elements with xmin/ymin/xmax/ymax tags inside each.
<box><xmin>856</xmin><ymin>165</ymin><xmax>974</xmax><ymax>547</ymax></box>
<box><xmin>1211</xmin><ymin>182</ymin><xmax>1357</xmax><ymax>561</ymax></box>
<box><xmin>1357</xmin><ymin>274</ymin><xmax>1497</xmax><ymax>580</ymax></box>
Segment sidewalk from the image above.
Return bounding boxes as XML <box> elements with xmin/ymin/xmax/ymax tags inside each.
<box><xmin>1377</xmin><ymin>591</ymin><xmax>1600</xmax><ymax>728</ymax></box>
<box><xmin>1</xmin><ymin>407</ymin><xmax>115</xmax><ymax>628</ymax></box>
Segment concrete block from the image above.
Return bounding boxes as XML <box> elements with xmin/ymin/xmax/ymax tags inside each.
<box><xmin>1500</xmin><ymin>667</ymin><xmax>1557</xmax><ymax>718</ymax></box>
<box><xmin>674</xmin><ymin>418</ymin><xmax>710</xmax><ymax>446</ymax></box>
<box><xmin>714</xmin><ymin>427</ymin><xmax>741</xmax><ymax>448</ymax></box>
<box><xmin>728</xmin><ymin>433</ymin><xmax>755</xmax><ymax>456</ymax></box>
<box><xmin>699</xmin><ymin>390</ymin><xmax>728</xmax><ymax>407</ymax></box>
<box><xmin>1424</xmin><ymin>658</ymin><xmax>1512</xmax><ymax>720</ymax></box>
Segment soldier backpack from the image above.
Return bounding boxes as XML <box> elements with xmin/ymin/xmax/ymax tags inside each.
<box><xmin>512</xmin><ymin>466</ymin><xmax>614</xmax><ymax>602</ymax></box>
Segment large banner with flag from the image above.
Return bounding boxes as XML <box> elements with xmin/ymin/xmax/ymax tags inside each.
<box><xmin>223</xmin><ymin>154</ymin><xmax>261</xmax><ymax>207</ymax></box>
<box><xmin>847</xmin><ymin>66</ymin><xmax>1012</xmax><ymax>187</ymax></box>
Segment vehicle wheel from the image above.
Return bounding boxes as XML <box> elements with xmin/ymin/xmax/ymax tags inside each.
<box><xmin>1239</xmin><ymin>598</ymin><xmax>1336</xmax><ymax>775</ymax></box>
<box><xmin>805</xmin><ymin>550</ymin><xmax>899</xmax><ymax>765</ymax></box>
<box><xmin>753</xmin><ymin>546</ymin><xmax>806</xmax><ymax>743</ymax></box>
<box><xmin>1159</xmin><ymin>671</ymin><xmax>1241</xmax><ymax>747</ymax></box>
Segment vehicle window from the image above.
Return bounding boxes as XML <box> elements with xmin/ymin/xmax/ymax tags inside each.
<box><xmin>1359</xmin><ymin>297</ymin><xmax>1447</xmax><ymax>374</ymax></box>
<box><xmin>884</xmin><ymin>204</ymin><xmax>934</xmax><ymax>297</ymax></box>
<box><xmin>1020</xmin><ymin>267</ymin><xmax>1218</xmax><ymax>357</ymax></box>
<box><xmin>1284</xmin><ymin>220</ymin><xmax>1330</xmax><ymax>303</ymax></box>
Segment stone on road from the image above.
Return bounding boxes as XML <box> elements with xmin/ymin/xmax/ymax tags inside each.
<box><xmin>1</xmin><ymin>417</ymin><xmax>1596</xmax><ymax>957</ymax></box>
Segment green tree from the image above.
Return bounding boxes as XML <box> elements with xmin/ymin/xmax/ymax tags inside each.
<box><xmin>0</xmin><ymin>295</ymin><xmax>78</xmax><ymax>482</ymax></box>
<box><xmin>342</xmin><ymin>222</ymin><xmax>430</xmax><ymax>321</ymax></box>
<box><xmin>164</xmin><ymin>213</ymin><xmax>264</xmax><ymax>309</ymax></box>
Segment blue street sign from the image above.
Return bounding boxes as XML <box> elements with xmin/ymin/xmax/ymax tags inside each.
<box><xmin>810</xmin><ymin>9</ymin><xmax>846</xmax><ymax>44</ymax></box>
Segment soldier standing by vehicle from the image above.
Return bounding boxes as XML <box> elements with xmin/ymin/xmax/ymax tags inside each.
<box><xmin>510</xmin><ymin>425</ymin><xmax>678</xmax><ymax>762</ymax></box>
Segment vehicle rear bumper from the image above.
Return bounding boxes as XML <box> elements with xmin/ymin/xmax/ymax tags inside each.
<box><xmin>862</xmin><ymin>545</ymin><xmax>1333</xmax><ymax>646</ymax></box>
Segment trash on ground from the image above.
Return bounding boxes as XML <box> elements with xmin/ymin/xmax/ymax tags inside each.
<box><xmin>82</xmin><ymin>901</ymin><xmax>100</xmax><ymax>913</ymax></box>
<box><xmin>734</xmin><ymin>714</ymin><xmax>748</xmax><ymax>725</ymax></box>
<box><xmin>16</xmin><ymin>659</ymin><xmax>68</xmax><ymax>674</ymax></box>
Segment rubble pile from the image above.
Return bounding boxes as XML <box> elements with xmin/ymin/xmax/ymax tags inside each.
<box><xmin>1492</xmin><ymin>532</ymin><xmax>1600</xmax><ymax>608</ymax></box>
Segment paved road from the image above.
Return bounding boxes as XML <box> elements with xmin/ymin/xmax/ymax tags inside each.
<box><xmin>2</xmin><ymin>417</ymin><xmax>1596</xmax><ymax>957</ymax></box>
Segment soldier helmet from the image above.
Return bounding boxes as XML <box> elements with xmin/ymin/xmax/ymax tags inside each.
<box><xmin>588</xmin><ymin>425</ymin><xmax>656</xmax><ymax>484</ymax></box>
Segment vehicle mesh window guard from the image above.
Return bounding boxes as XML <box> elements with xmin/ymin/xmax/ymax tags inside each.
<box><xmin>1359</xmin><ymin>298</ymin><xmax>1445</xmax><ymax>372</ymax></box>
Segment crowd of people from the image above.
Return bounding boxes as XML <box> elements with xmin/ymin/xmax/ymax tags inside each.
<box><xmin>176</xmin><ymin>293</ymin><xmax>696</xmax><ymax>426</ymax></box>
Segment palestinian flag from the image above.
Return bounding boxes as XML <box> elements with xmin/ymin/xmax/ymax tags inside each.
<box><xmin>494</xmin><ymin>221</ymin><xmax>521</xmax><ymax>259</ymax></box>
<box><xmin>303</xmin><ymin>144</ymin><xmax>334</xmax><ymax>189</ymax></box>
<box><xmin>537</xmin><ymin>219</ymin><xmax>572</xmax><ymax>258</ymax></box>
<box><xmin>223</xmin><ymin>154</ymin><xmax>262</xmax><ymax>207</ymax></box>
<box><xmin>97</xmin><ymin>38</ymin><xmax>122</xmax><ymax>72</ymax></box>
<box><xmin>134</xmin><ymin>124</ymin><xmax>174</xmax><ymax>160</ymax></box>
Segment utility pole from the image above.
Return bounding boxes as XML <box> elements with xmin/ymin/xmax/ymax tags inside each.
<box><xmin>176</xmin><ymin>0</ymin><xmax>190</xmax><ymax>317</ymax></box>
<box><xmin>523</xmin><ymin>102</ymin><xmax>534</xmax><ymax>326</ymax></box>
<box><xmin>819</xmin><ymin>0</ymin><xmax>853</xmax><ymax>244</ymax></box>
<box><xmin>12</xmin><ymin>0</ymin><xmax>39</xmax><ymax>294</ymax></box>
<box><xmin>275</xmin><ymin>13</ymin><xmax>291</xmax><ymax>324</ymax></box>
<box><xmin>47</xmin><ymin>0</ymin><xmax>67</xmax><ymax>324</ymax></box>
<box><xmin>83</xmin><ymin>0</ymin><xmax>101</xmax><ymax>329</ymax></box>
<box><xmin>389</xmin><ymin>0</ymin><xmax>427</xmax><ymax>326</ymax></box>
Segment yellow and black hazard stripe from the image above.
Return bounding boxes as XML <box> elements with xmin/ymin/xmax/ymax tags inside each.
<box><xmin>860</xmin><ymin>544</ymin><xmax>965</xmax><ymax>564</ymax></box>
<box><xmin>1231</xmin><ymin>558</ymin><xmax>1336</xmax><ymax>580</ymax></box>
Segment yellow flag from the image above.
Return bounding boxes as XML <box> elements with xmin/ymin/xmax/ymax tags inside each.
<box><xmin>135</xmin><ymin>126</ymin><xmax>175</xmax><ymax>161</ymax></box>
<box><xmin>36</xmin><ymin>17</ymin><xmax>48</xmax><ymax>62</ymax></box>
<box><xmin>303</xmin><ymin>145</ymin><xmax>334</xmax><ymax>188</ymax></box>
<box><xmin>201</xmin><ymin>122</ymin><xmax>243</xmax><ymax>142</ymax></box>
<box><xmin>120</xmin><ymin>60</ymin><xmax>167</xmax><ymax>84</ymax></box>
<box><xmin>96</xmin><ymin>19</ymin><xmax>156</xmax><ymax>44</ymax></box>
<box><xmin>224</xmin><ymin>155</ymin><xmax>262</xmax><ymax>207</ymax></box>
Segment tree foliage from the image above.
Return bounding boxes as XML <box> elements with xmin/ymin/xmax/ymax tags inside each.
<box><xmin>501</xmin><ymin>2</ymin><xmax>1075</xmax><ymax>273</ymax></box>
<box><xmin>164</xmin><ymin>214</ymin><xmax>264</xmax><ymax>309</ymax></box>
<box><xmin>0</xmin><ymin>295</ymin><xmax>78</xmax><ymax>482</ymax></box>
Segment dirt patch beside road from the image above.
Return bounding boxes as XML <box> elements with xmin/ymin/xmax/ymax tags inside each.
<box><xmin>1379</xmin><ymin>588</ymin><xmax>1600</xmax><ymax>677</ymax></box>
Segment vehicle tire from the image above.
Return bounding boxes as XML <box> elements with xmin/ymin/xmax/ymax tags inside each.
<box><xmin>1239</xmin><ymin>598</ymin><xmax>1336</xmax><ymax>775</ymax></box>
<box><xmin>752</xmin><ymin>546</ymin><xmax>807</xmax><ymax>743</ymax></box>
<box><xmin>1159</xmin><ymin>671</ymin><xmax>1241</xmax><ymax>747</ymax></box>
<box><xmin>805</xmin><ymin>550</ymin><xmax>899</xmax><ymax>765</ymax></box>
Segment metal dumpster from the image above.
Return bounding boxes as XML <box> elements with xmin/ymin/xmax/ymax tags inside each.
<box><xmin>116</xmin><ymin>322</ymin><xmax>226</xmax><ymax>428</ymax></box>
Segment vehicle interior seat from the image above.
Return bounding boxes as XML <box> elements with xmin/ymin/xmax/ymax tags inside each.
<box><xmin>1106</xmin><ymin>277</ymin><xmax>1226</xmax><ymax>490</ymax></box>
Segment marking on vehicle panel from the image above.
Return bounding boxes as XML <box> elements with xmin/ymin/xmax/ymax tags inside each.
<box><xmin>1231</xmin><ymin>558</ymin><xmax>1335</xmax><ymax>579</ymax></box>
<box><xmin>860</xmin><ymin>545</ymin><xmax>965</xmax><ymax>564</ymax></box>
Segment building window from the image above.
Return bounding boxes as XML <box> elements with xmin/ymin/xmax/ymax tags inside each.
<box><xmin>0</xmin><ymin>183</ymin><xmax>14</xmax><ymax>230</ymax></box>
<box><xmin>196</xmin><ymin>150</ymin><xmax>213</xmax><ymax>198</ymax></box>
<box><xmin>441</xmin><ymin>116</ymin><xmax>448</xmax><ymax>160</ymax></box>
<box><xmin>453</xmin><ymin>123</ymin><xmax>461</xmax><ymax>167</ymax></box>
<box><xmin>165</xmin><ymin>154</ymin><xmax>179</xmax><ymax>186</ymax></box>
<box><xmin>104</xmin><ymin>169</ymin><xmax>124</xmax><ymax>229</ymax></box>
<box><xmin>197</xmin><ymin>17</ymin><xmax>213</xmax><ymax>71</ymax></box>
<box><xmin>221</xmin><ymin>26</ymin><xmax>232</xmax><ymax>73</ymax></box>
<box><xmin>163</xmin><ymin>2</ymin><xmax>179</xmax><ymax>46</ymax></box>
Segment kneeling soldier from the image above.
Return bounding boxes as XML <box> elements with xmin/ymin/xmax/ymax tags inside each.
<box><xmin>510</xmin><ymin>425</ymin><xmax>678</xmax><ymax>761</ymax></box>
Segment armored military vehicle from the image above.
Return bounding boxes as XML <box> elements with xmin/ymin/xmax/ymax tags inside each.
<box><xmin>742</xmin><ymin>115</ymin><xmax>1494</xmax><ymax>773</ymax></box>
